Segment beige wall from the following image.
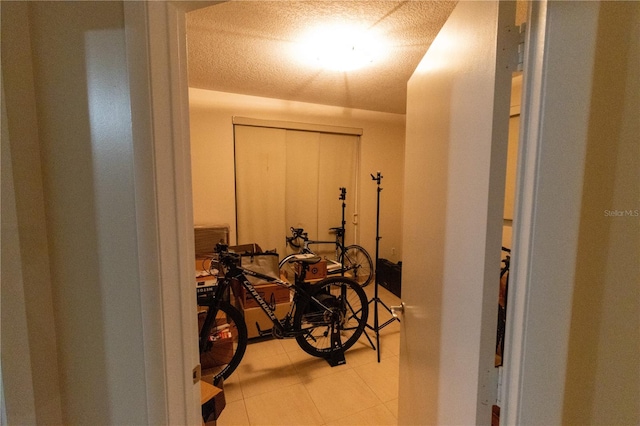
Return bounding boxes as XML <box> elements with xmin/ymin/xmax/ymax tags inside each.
<box><xmin>189</xmin><ymin>88</ymin><xmax>406</xmax><ymax>262</ymax></box>
<box><xmin>563</xmin><ymin>2</ymin><xmax>640</xmax><ymax>424</ymax></box>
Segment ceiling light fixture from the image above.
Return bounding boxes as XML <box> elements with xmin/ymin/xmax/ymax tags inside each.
<box><xmin>295</xmin><ymin>24</ymin><xmax>388</xmax><ymax>72</ymax></box>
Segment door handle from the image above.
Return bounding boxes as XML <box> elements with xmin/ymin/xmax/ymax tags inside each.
<box><xmin>390</xmin><ymin>302</ymin><xmax>405</xmax><ymax>318</ymax></box>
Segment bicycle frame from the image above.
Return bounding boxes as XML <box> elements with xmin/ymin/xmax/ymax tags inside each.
<box><xmin>199</xmin><ymin>257</ymin><xmax>333</xmax><ymax>349</ymax></box>
<box><xmin>227</xmin><ymin>266</ymin><xmax>294</xmax><ymax>332</ymax></box>
<box><xmin>291</xmin><ymin>232</ymin><xmax>348</xmax><ymax>270</ymax></box>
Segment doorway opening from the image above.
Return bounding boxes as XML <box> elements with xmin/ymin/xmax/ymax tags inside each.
<box><xmin>179</xmin><ymin>1</ymin><xmax>524</xmax><ymax>424</ymax></box>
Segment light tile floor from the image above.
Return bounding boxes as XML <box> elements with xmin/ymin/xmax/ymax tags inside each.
<box><xmin>217</xmin><ymin>285</ymin><xmax>402</xmax><ymax>426</ymax></box>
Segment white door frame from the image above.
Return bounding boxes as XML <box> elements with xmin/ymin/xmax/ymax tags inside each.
<box><xmin>125</xmin><ymin>1</ymin><xmax>602</xmax><ymax>424</ymax></box>
<box><xmin>501</xmin><ymin>2</ymin><xmax>600</xmax><ymax>424</ymax></box>
<box><xmin>124</xmin><ymin>2</ymin><xmax>221</xmax><ymax>424</ymax></box>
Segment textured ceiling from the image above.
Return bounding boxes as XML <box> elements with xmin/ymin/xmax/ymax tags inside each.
<box><xmin>186</xmin><ymin>1</ymin><xmax>457</xmax><ymax>114</ymax></box>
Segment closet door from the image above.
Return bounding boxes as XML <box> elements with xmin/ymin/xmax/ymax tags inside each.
<box><xmin>235</xmin><ymin>124</ymin><xmax>359</xmax><ymax>256</ymax></box>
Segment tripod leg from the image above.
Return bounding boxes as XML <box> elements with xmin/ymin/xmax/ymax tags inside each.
<box><xmin>362</xmin><ymin>326</ymin><xmax>376</xmax><ymax>350</ymax></box>
<box><xmin>375</xmin><ymin>297</ymin><xmax>381</xmax><ymax>362</ymax></box>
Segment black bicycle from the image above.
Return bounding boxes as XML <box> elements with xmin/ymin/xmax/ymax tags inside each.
<box><xmin>198</xmin><ymin>244</ymin><xmax>369</xmax><ymax>383</ymax></box>
<box><xmin>495</xmin><ymin>246</ymin><xmax>511</xmax><ymax>366</ymax></box>
<box><xmin>279</xmin><ymin>227</ymin><xmax>374</xmax><ymax>287</ymax></box>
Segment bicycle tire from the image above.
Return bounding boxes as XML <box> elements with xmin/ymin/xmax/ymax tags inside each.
<box><xmin>342</xmin><ymin>245</ymin><xmax>374</xmax><ymax>287</ymax></box>
<box><xmin>293</xmin><ymin>276</ymin><xmax>369</xmax><ymax>358</ymax></box>
<box><xmin>199</xmin><ymin>301</ymin><xmax>247</xmax><ymax>382</ymax></box>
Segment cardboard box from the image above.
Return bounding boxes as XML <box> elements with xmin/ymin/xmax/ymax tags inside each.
<box><xmin>296</xmin><ymin>259</ymin><xmax>327</xmax><ymax>281</ymax></box>
<box><xmin>200</xmin><ymin>336</ymin><xmax>234</xmax><ymax>369</ymax></box>
<box><xmin>240</xmin><ymin>282</ymin><xmax>290</xmax><ymax>309</ymax></box>
<box><xmin>200</xmin><ymin>378</ymin><xmax>225</xmax><ymax>423</ymax></box>
<box><xmin>198</xmin><ymin>311</ymin><xmax>235</xmax><ymax>369</ymax></box>
<box><xmin>196</xmin><ymin>275</ymin><xmax>218</xmax><ymax>289</ymax></box>
<box><xmin>196</xmin><ymin>275</ymin><xmax>218</xmax><ymax>304</ymax></box>
<box><xmin>196</xmin><ymin>257</ymin><xmax>216</xmax><ymax>273</ymax></box>
<box><xmin>243</xmin><ymin>302</ymin><xmax>291</xmax><ymax>339</ymax></box>
<box><xmin>198</xmin><ymin>309</ymin><xmax>233</xmax><ymax>333</ymax></box>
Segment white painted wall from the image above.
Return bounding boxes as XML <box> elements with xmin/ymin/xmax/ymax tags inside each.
<box><xmin>2</xmin><ymin>2</ymin><xmax>149</xmax><ymax>424</ymax></box>
<box><xmin>1</xmin><ymin>3</ymin><xmax>62</xmax><ymax>424</ymax></box>
<box><xmin>561</xmin><ymin>2</ymin><xmax>639</xmax><ymax>423</ymax></box>
<box><xmin>189</xmin><ymin>88</ymin><xmax>406</xmax><ymax>262</ymax></box>
<box><xmin>503</xmin><ymin>1</ymin><xmax>639</xmax><ymax>424</ymax></box>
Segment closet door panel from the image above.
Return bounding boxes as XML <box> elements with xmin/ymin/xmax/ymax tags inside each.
<box><xmin>317</xmin><ymin>133</ymin><xmax>358</xmax><ymax>248</ymax></box>
<box><xmin>284</xmin><ymin>130</ymin><xmax>320</xmax><ymax>253</ymax></box>
<box><xmin>234</xmin><ymin>126</ymin><xmax>286</xmax><ymax>252</ymax></box>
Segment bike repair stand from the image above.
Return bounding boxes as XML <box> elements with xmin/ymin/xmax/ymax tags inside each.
<box><xmin>341</xmin><ymin>187</ymin><xmax>376</xmax><ymax>356</ymax></box>
<box><xmin>366</xmin><ymin>171</ymin><xmax>400</xmax><ymax>362</ymax></box>
<box><xmin>325</xmin><ymin>187</ymin><xmax>348</xmax><ymax>367</ymax></box>
<box><xmin>325</xmin><ymin>321</ymin><xmax>347</xmax><ymax>367</ymax></box>
<box><xmin>339</xmin><ymin>187</ymin><xmax>346</xmax><ymax>271</ymax></box>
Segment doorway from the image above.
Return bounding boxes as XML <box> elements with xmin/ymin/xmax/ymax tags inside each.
<box><xmin>136</xmin><ymin>1</ymin><xmax>528</xmax><ymax>424</ymax></box>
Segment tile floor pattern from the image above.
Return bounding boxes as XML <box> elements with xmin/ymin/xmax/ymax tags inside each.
<box><xmin>217</xmin><ymin>285</ymin><xmax>402</xmax><ymax>426</ymax></box>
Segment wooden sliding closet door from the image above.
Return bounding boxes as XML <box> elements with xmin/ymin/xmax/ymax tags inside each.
<box><xmin>234</xmin><ymin>124</ymin><xmax>359</xmax><ymax>256</ymax></box>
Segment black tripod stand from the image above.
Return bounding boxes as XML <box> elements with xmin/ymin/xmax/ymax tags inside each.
<box><xmin>338</xmin><ymin>187</ymin><xmax>346</xmax><ymax>272</ymax></box>
<box><xmin>325</xmin><ymin>187</ymin><xmax>349</xmax><ymax>367</ymax></box>
<box><xmin>366</xmin><ymin>171</ymin><xmax>400</xmax><ymax>362</ymax></box>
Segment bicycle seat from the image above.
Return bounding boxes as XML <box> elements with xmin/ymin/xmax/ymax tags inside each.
<box><xmin>290</xmin><ymin>253</ymin><xmax>322</xmax><ymax>264</ymax></box>
<box><xmin>329</xmin><ymin>227</ymin><xmax>345</xmax><ymax>237</ymax></box>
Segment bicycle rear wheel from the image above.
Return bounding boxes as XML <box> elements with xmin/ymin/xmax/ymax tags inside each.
<box><xmin>342</xmin><ymin>245</ymin><xmax>373</xmax><ymax>287</ymax></box>
<box><xmin>293</xmin><ymin>276</ymin><xmax>368</xmax><ymax>358</ymax></box>
<box><xmin>199</xmin><ymin>301</ymin><xmax>247</xmax><ymax>382</ymax></box>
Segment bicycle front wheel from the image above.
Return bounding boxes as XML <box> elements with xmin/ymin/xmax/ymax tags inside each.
<box><xmin>342</xmin><ymin>245</ymin><xmax>373</xmax><ymax>287</ymax></box>
<box><xmin>199</xmin><ymin>301</ymin><xmax>247</xmax><ymax>382</ymax></box>
<box><xmin>293</xmin><ymin>276</ymin><xmax>369</xmax><ymax>358</ymax></box>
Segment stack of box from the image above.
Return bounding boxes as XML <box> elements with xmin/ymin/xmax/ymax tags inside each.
<box><xmin>235</xmin><ymin>272</ymin><xmax>292</xmax><ymax>339</ymax></box>
<box><xmin>197</xmin><ymin>308</ymin><xmax>235</xmax><ymax>371</ymax></box>
<box><xmin>196</xmin><ymin>257</ymin><xmax>218</xmax><ymax>304</ymax></box>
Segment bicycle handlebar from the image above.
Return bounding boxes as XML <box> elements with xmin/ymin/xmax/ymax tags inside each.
<box><xmin>214</xmin><ymin>243</ymin><xmax>241</xmax><ymax>267</ymax></box>
<box><xmin>286</xmin><ymin>227</ymin><xmax>309</xmax><ymax>248</ymax></box>
<box><xmin>290</xmin><ymin>227</ymin><xmax>306</xmax><ymax>238</ymax></box>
